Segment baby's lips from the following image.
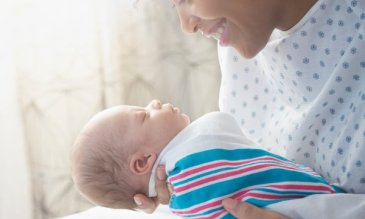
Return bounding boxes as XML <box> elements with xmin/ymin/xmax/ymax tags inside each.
<box><xmin>173</xmin><ymin>106</ymin><xmax>180</xmax><ymax>113</ymax></box>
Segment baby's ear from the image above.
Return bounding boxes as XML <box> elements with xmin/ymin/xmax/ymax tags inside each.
<box><xmin>129</xmin><ymin>153</ymin><xmax>157</xmax><ymax>175</ymax></box>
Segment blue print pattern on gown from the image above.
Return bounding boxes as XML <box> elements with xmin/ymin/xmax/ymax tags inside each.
<box><xmin>218</xmin><ymin>0</ymin><xmax>365</xmax><ymax>193</ymax></box>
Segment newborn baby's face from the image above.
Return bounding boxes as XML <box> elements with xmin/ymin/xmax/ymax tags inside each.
<box><xmin>116</xmin><ymin>99</ymin><xmax>191</xmax><ymax>152</ymax></box>
<box><xmin>71</xmin><ymin>100</ymin><xmax>190</xmax><ymax>209</ymax></box>
<box><xmin>92</xmin><ymin>99</ymin><xmax>190</xmax><ymax>154</ymax></box>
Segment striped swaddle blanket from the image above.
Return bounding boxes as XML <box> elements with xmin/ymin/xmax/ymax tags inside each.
<box><xmin>148</xmin><ymin>112</ymin><xmax>342</xmax><ymax>219</ymax></box>
<box><xmin>168</xmin><ymin>148</ymin><xmax>341</xmax><ymax>219</ymax></box>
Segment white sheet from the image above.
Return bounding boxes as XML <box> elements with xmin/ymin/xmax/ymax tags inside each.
<box><xmin>57</xmin><ymin>205</ymin><xmax>180</xmax><ymax>219</ymax></box>
<box><xmin>267</xmin><ymin>194</ymin><xmax>365</xmax><ymax>219</ymax></box>
<box><xmin>58</xmin><ymin>194</ymin><xmax>365</xmax><ymax>219</ymax></box>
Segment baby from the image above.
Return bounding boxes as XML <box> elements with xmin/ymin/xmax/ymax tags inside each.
<box><xmin>71</xmin><ymin>99</ymin><xmax>342</xmax><ymax>218</ymax></box>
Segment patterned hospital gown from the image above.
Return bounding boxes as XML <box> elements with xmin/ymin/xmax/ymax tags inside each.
<box><xmin>149</xmin><ymin>112</ymin><xmax>342</xmax><ymax>219</ymax></box>
<box><xmin>218</xmin><ymin>0</ymin><xmax>365</xmax><ymax>193</ymax></box>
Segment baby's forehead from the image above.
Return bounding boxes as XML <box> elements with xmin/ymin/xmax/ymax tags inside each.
<box><xmin>97</xmin><ymin>105</ymin><xmax>144</xmax><ymax>118</ymax></box>
<box><xmin>122</xmin><ymin>105</ymin><xmax>145</xmax><ymax>111</ymax></box>
<box><xmin>101</xmin><ymin>105</ymin><xmax>145</xmax><ymax>126</ymax></box>
<box><xmin>84</xmin><ymin>105</ymin><xmax>145</xmax><ymax>134</ymax></box>
<box><xmin>115</xmin><ymin>106</ymin><xmax>146</xmax><ymax>120</ymax></box>
<box><xmin>110</xmin><ymin>105</ymin><xmax>144</xmax><ymax>113</ymax></box>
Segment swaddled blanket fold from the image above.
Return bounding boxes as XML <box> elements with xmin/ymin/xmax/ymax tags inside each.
<box><xmin>149</xmin><ymin>112</ymin><xmax>341</xmax><ymax>219</ymax></box>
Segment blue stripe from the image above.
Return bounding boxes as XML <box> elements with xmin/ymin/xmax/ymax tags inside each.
<box><xmin>172</xmin><ymin>159</ymin><xmax>297</xmax><ymax>187</ymax></box>
<box><xmin>254</xmin><ymin>187</ymin><xmax>326</xmax><ymax>196</ymax></box>
<box><xmin>171</xmin><ymin>168</ymin><xmax>337</xmax><ymax>209</ymax></box>
<box><xmin>220</xmin><ymin>213</ymin><xmax>236</xmax><ymax>219</ymax></box>
<box><xmin>180</xmin><ymin>206</ymin><xmax>224</xmax><ymax>218</ymax></box>
<box><xmin>169</xmin><ymin>148</ymin><xmax>342</xmax><ymax>217</ymax></box>
<box><xmin>169</xmin><ymin>148</ymin><xmax>291</xmax><ymax>177</ymax></box>
<box><xmin>243</xmin><ymin>197</ymin><xmax>296</xmax><ymax>207</ymax></box>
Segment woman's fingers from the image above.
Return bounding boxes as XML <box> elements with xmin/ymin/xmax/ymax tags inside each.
<box><xmin>133</xmin><ymin>194</ymin><xmax>158</xmax><ymax>213</ymax></box>
<box><xmin>155</xmin><ymin>166</ymin><xmax>170</xmax><ymax>205</ymax></box>
<box><xmin>133</xmin><ymin>166</ymin><xmax>170</xmax><ymax>213</ymax></box>
<box><xmin>222</xmin><ymin>198</ymin><xmax>288</xmax><ymax>219</ymax></box>
<box><xmin>222</xmin><ymin>198</ymin><xmax>260</xmax><ymax>218</ymax></box>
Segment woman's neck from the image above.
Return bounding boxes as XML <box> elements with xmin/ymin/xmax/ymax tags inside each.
<box><xmin>276</xmin><ymin>0</ymin><xmax>318</xmax><ymax>31</ymax></box>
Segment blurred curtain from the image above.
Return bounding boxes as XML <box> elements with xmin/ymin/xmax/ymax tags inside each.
<box><xmin>0</xmin><ymin>2</ymin><xmax>33</xmax><ymax>218</ymax></box>
<box><xmin>1</xmin><ymin>0</ymin><xmax>220</xmax><ymax>218</ymax></box>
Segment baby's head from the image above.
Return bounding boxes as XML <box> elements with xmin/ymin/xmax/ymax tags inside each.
<box><xmin>71</xmin><ymin>99</ymin><xmax>190</xmax><ymax>209</ymax></box>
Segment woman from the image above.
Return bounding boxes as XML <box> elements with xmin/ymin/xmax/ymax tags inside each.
<box><xmin>134</xmin><ymin>0</ymin><xmax>365</xmax><ymax>218</ymax></box>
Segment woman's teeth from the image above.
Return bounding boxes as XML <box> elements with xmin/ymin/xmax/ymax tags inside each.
<box><xmin>206</xmin><ymin>21</ymin><xmax>227</xmax><ymax>41</ymax></box>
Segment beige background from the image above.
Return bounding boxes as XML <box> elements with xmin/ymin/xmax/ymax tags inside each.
<box><xmin>0</xmin><ymin>0</ymin><xmax>220</xmax><ymax>218</ymax></box>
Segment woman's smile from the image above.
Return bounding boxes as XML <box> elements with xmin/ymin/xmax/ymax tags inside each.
<box><xmin>201</xmin><ymin>18</ymin><xmax>229</xmax><ymax>46</ymax></box>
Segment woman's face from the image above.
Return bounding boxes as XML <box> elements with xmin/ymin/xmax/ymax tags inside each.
<box><xmin>171</xmin><ymin>0</ymin><xmax>280</xmax><ymax>58</ymax></box>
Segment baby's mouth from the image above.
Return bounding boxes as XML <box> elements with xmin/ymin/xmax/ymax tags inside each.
<box><xmin>173</xmin><ymin>106</ymin><xmax>180</xmax><ymax>113</ymax></box>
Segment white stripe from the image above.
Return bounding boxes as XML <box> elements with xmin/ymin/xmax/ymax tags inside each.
<box><xmin>172</xmin><ymin>156</ymin><xmax>299</xmax><ymax>184</ymax></box>
<box><xmin>172</xmin><ymin>180</ymin><xmax>334</xmax><ymax>214</ymax></box>
<box><xmin>174</xmin><ymin>163</ymin><xmax>310</xmax><ymax>195</ymax></box>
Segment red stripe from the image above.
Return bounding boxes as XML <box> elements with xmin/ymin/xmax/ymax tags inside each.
<box><xmin>240</xmin><ymin>192</ymin><xmax>304</xmax><ymax>200</ymax></box>
<box><xmin>171</xmin><ymin>199</ymin><xmax>222</xmax><ymax>215</ymax></box>
<box><xmin>174</xmin><ymin>163</ymin><xmax>273</xmax><ymax>193</ymax></box>
<box><xmin>171</xmin><ymin>189</ymin><xmax>256</xmax><ymax>214</ymax></box>
<box><xmin>267</xmin><ymin>184</ymin><xmax>335</xmax><ymax>193</ymax></box>
<box><xmin>174</xmin><ymin>163</ymin><xmax>302</xmax><ymax>193</ymax></box>
<box><xmin>170</xmin><ymin>156</ymin><xmax>295</xmax><ymax>183</ymax></box>
<box><xmin>197</xmin><ymin>209</ymin><xmax>226</xmax><ymax>219</ymax></box>
<box><xmin>172</xmin><ymin>182</ymin><xmax>334</xmax><ymax>215</ymax></box>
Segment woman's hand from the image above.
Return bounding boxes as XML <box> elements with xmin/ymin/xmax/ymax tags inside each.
<box><xmin>133</xmin><ymin>166</ymin><xmax>171</xmax><ymax>213</ymax></box>
<box><xmin>222</xmin><ymin>198</ymin><xmax>289</xmax><ymax>219</ymax></box>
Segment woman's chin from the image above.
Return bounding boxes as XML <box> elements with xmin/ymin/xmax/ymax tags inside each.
<box><xmin>234</xmin><ymin>43</ymin><xmax>262</xmax><ymax>59</ymax></box>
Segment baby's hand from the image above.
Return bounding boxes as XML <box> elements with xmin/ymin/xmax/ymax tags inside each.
<box><xmin>134</xmin><ymin>166</ymin><xmax>171</xmax><ymax>213</ymax></box>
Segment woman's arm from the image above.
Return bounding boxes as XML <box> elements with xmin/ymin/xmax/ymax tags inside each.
<box><xmin>224</xmin><ymin>194</ymin><xmax>365</xmax><ymax>219</ymax></box>
<box><xmin>266</xmin><ymin>194</ymin><xmax>365</xmax><ymax>219</ymax></box>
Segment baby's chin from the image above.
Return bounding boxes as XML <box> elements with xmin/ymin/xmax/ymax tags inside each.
<box><xmin>182</xmin><ymin>113</ymin><xmax>191</xmax><ymax>125</ymax></box>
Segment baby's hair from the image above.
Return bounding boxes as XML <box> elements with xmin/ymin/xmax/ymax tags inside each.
<box><xmin>71</xmin><ymin>124</ymin><xmax>138</xmax><ymax>209</ymax></box>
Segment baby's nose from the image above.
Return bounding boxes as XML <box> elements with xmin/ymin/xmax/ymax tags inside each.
<box><xmin>149</xmin><ymin>99</ymin><xmax>162</xmax><ymax>109</ymax></box>
<box><xmin>163</xmin><ymin>103</ymin><xmax>174</xmax><ymax>109</ymax></box>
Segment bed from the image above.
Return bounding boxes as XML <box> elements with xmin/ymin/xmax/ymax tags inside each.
<box><xmin>57</xmin><ymin>205</ymin><xmax>180</xmax><ymax>219</ymax></box>
<box><xmin>58</xmin><ymin>194</ymin><xmax>365</xmax><ymax>219</ymax></box>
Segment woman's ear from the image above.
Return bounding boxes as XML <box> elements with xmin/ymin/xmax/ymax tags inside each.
<box><xmin>129</xmin><ymin>153</ymin><xmax>157</xmax><ymax>175</ymax></box>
